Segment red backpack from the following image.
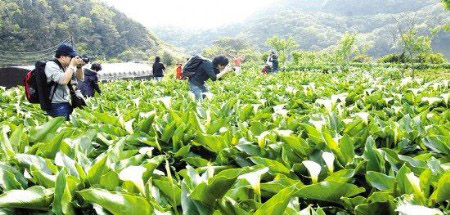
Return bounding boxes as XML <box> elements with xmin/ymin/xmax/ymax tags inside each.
<box><xmin>24</xmin><ymin>61</ymin><xmax>58</xmax><ymax>111</ymax></box>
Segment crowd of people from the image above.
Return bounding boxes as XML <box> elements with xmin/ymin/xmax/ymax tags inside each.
<box><xmin>30</xmin><ymin>43</ymin><xmax>281</xmax><ymax>120</ymax></box>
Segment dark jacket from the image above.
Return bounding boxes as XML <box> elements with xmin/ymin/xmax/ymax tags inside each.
<box><xmin>77</xmin><ymin>68</ymin><xmax>101</xmax><ymax>97</ymax></box>
<box><xmin>188</xmin><ymin>60</ymin><xmax>219</xmax><ymax>86</ymax></box>
<box><xmin>152</xmin><ymin>62</ymin><xmax>165</xmax><ymax>77</ymax></box>
<box><xmin>272</xmin><ymin>58</ymin><xmax>279</xmax><ymax>71</ymax></box>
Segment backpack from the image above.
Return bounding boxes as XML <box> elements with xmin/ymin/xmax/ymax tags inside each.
<box><xmin>182</xmin><ymin>55</ymin><xmax>207</xmax><ymax>78</ymax></box>
<box><xmin>24</xmin><ymin>60</ymin><xmax>58</xmax><ymax>111</ymax></box>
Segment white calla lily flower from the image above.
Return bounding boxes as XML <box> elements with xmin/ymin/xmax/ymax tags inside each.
<box><xmin>355</xmin><ymin>112</ymin><xmax>370</xmax><ymax>124</ymax></box>
<box><xmin>303</xmin><ymin>160</ymin><xmax>321</xmax><ymax>184</ymax></box>
<box><xmin>396</xmin><ymin>202</ymin><xmax>443</xmax><ymax>215</ymax></box>
<box><xmin>322</xmin><ymin>152</ymin><xmax>335</xmax><ymax>173</ymax></box>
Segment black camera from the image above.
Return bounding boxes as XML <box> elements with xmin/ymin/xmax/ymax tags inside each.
<box><xmin>81</xmin><ymin>57</ymin><xmax>90</xmax><ymax>63</ymax></box>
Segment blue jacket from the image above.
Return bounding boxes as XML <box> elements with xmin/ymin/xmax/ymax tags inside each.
<box><xmin>188</xmin><ymin>60</ymin><xmax>219</xmax><ymax>86</ymax></box>
<box><xmin>77</xmin><ymin>68</ymin><xmax>101</xmax><ymax>97</ymax></box>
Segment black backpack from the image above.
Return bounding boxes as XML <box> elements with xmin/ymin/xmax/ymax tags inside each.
<box><xmin>24</xmin><ymin>60</ymin><xmax>59</xmax><ymax>111</ymax></box>
<box><xmin>182</xmin><ymin>55</ymin><xmax>207</xmax><ymax>78</ymax></box>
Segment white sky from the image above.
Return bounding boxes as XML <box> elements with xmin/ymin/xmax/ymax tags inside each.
<box><xmin>101</xmin><ymin>0</ymin><xmax>279</xmax><ymax>29</ymax></box>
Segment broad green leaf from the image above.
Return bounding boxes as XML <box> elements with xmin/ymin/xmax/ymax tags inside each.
<box><xmin>142</xmin><ymin>155</ymin><xmax>166</xmax><ymax>182</ymax></box>
<box><xmin>341</xmin><ymin>196</ymin><xmax>367</xmax><ymax>211</ymax></box>
<box><xmin>100</xmin><ymin>171</ymin><xmax>120</xmax><ymax>191</ymax></box>
<box><xmin>355</xmin><ymin>202</ymin><xmax>396</xmax><ymax>215</ymax></box>
<box><xmin>0</xmin><ymin>163</ymin><xmax>27</xmax><ymax>188</ymax></box>
<box><xmin>363</xmin><ymin>136</ymin><xmax>385</xmax><ymax>173</ymax></box>
<box><xmin>37</xmin><ymin>131</ymin><xmax>67</xmax><ymax>159</ymax></box>
<box><xmin>161</xmin><ymin>121</ymin><xmax>177</xmax><ymax>143</ymax></box>
<box><xmin>250</xmin><ymin>157</ymin><xmax>290</xmax><ymax>174</ymax></box>
<box><xmin>15</xmin><ymin>154</ymin><xmax>52</xmax><ymax>174</ymax></box>
<box><xmin>280</xmin><ymin>135</ymin><xmax>310</xmax><ymax>157</ymax></box>
<box><xmin>236</xmin><ymin>143</ymin><xmax>261</xmax><ymax>156</ymax></box>
<box><xmin>184</xmin><ymin>157</ymin><xmax>209</xmax><ymax>168</ymax></box>
<box><xmin>261</xmin><ymin>178</ymin><xmax>301</xmax><ymax>194</ymax></box>
<box><xmin>190</xmin><ymin>168</ymin><xmax>243</xmax><ymax>207</ymax></box>
<box><xmin>54</xmin><ymin>152</ymin><xmax>79</xmax><ymax>178</ymax></box>
<box><xmin>430</xmin><ymin>172</ymin><xmax>450</xmax><ymax>203</ymax></box>
<box><xmin>10</xmin><ymin>125</ymin><xmax>25</xmax><ymax>153</ymax></box>
<box><xmin>419</xmin><ymin>168</ymin><xmax>432</xmax><ymax>198</ymax></box>
<box><xmin>296</xmin><ymin>181</ymin><xmax>365</xmax><ymax>203</ymax></box>
<box><xmin>396</xmin><ymin>164</ymin><xmax>413</xmax><ymax>195</ymax></box>
<box><xmin>139</xmin><ymin>111</ymin><xmax>156</xmax><ymax>133</ymax></box>
<box><xmin>154</xmin><ymin>178</ymin><xmax>182</xmax><ymax>206</ymax></box>
<box><xmin>339</xmin><ymin>135</ymin><xmax>355</xmax><ymax>164</ymax></box>
<box><xmin>181</xmin><ymin>181</ymin><xmax>213</xmax><ymax>215</ymax></box>
<box><xmin>422</xmin><ymin>136</ymin><xmax>450</xmax><ymax>155</ymax></box>
<box><xmin>0</xmin><ymin>170</ymin><xmax>23</xmax><ymax>191</ymax></box>
<box><xmin>87</xmin><ymin>155</ymin><xmax>108</xmax><ymax>185</ymax></box>
<box><xmin>30</xmin><ymin>165</ymin><xmax>56</xmax><ymax>188</ymax></box>
<box><xmin>52</xmin><ymin>169</ymin><xmax>75</xmax><ymax>215</ymax></box>
<box><xmin>1</xmin><ymin>126</ymin><xmax>16</xmax><ymax>159</ymax></box>
<box><xmin>30</xmin><ymin>117</ymin><xmax>65</xmax><ymax>143</ymax></box>
<box><xmin>78</xmin><ymin>188</ymin><xmax>153</xmax><ymax>215</ymax></box>
<box><xmin>366</xmin><ymin>171</ymin><xmax>396</xmax><ymax>191</ymax></box>
<box><xmin>0</xmin><ymin>186</ymin><xmax>54</xmax><ymax>210</ymax></box>
<box><xmin>119</xmin><ymin>166</ymin><xmax>146</xmax><ymax>195</ymax></box>
<box><xmin>406</xmin><ymin>172</ymin><xmax>425</xmax><ymax>202</ymax></box>
<box><xmin>254</xmin><ymin>183</ymin><xmax>301</xmax><ymax>215</ymax></box>
<box><xmin>325</xmin><ymin>169</ymin><xmax>356</xmax><ymax>183</ymax></box>
<box><xmin>301</xmin><ymin>123</ymin><xmax>324</xmax><ymax>145</ymax></box>
<box><xmin>218</xmin><ymin>197</ymin><xmax>250</xmax><ymax>215</ymax></box>
<box><xmin>196</xmin><ymin>134</ymin><xmax>227</xmax><ymax>153</ymax></box>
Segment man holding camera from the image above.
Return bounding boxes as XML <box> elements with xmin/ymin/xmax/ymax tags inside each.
<box><xmin>45</xmin><ymin>44</ymin><xmax>85</xmax><ymax>120</ymax></box>
<box><xmin>187</xmin><ymin>55</ymin><xmax>232</xmax><ymax>101</ymax></box>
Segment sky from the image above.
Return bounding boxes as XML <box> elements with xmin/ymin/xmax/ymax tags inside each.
<box><xmin>101</xmin><ymin>0</ymin><xmax>279</xmax><ymax>29</ymax></box>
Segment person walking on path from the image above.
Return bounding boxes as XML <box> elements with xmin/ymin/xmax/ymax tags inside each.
<box><xmin>152</xmin><ymin>56</ymin><xmax>165</xmax><ymax>81</ymax></box>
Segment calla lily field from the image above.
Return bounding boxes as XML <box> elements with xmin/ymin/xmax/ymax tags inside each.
<box><xmin>0</xmin><ymin>68</ymin><xmax>449</xmax><ymax>215</ymax></box>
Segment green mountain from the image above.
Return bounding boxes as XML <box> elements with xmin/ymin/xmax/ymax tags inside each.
<box><xmin>154</xmin><ymin>0</ymin><xmax>450</xmax><ymax>59</ymax></box>
<box><xmin>0</xmin><ymin>0</ymin><xmax>182</xmax><ymax>66</ymax></box>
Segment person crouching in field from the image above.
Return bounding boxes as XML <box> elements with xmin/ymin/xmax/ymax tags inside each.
<box><xmin>77</xmin><ymin>63</ymin><xmax>102</xmax><ymax>98</ymax></box>
<box><xmin>187</xmin><ymin>55</ymin><xmax>232</xmax><ymax>101</ymax></box>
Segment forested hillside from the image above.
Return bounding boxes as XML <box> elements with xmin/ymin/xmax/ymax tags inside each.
<box><xmin>155</xmin><ymin>0</ymin><xmax>450</xmax><ymax>59</ymax></box>
<box><xmin>0</xmin><ymin>0</ymin><xmax>182</xmax><ymax>65</ymax></box>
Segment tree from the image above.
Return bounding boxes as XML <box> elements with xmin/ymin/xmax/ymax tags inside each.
<box><xmin>118</xmin><ymin>48</ymin><xmax>148</xmax><ymax>62</ymax></box>
<box><xmin>0</xmin><ymin>0</ymin><xmax>179</xmax><ymax>65</ymax></box>
<box><xmin>334</xmin><ymin>33</ymin><xmax>356</xmax><ymax>64</ymax></box>
<box><xmin>202</xmin><ymin>37</ymin><xmax>253</xmax><ymax>59</ymax></box>
<box><xmin>393</xmin><ymin>16</ymin><xmax>436</xmax><ymax>77</ymax></box>
<box><xmin>265</xmin><ymin>36</ymin><xmax>299</xmax><ymax>67</ymax></box>
<box><xmin>162</xmin><ymin>51</ymin><xmax>174</xmax><ymax>66</ymax></box>
<box><xmin>441</xmin><ymin>0</ymin><xmax>450</xmax><ymax>10</ymax></box>
<box><xmin>202</xmin><ymin>45</ymin><xmax>223</xmax><ymax>59</ymax></box>
<box><xmin>401</xmin><ymin>29</ymin><xmax>432</xmax><ymax>61</ymax></box>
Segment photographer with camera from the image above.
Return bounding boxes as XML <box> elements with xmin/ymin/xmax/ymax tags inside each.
<box><xmin>183</xmin><ymin>55</ymin><xmax>232</xmax><ymax>101</ymax></box>
<box><xmin>44</xmin><ymin>44</ymin><xmax>86</xmax><ymax>120</ymax></box>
